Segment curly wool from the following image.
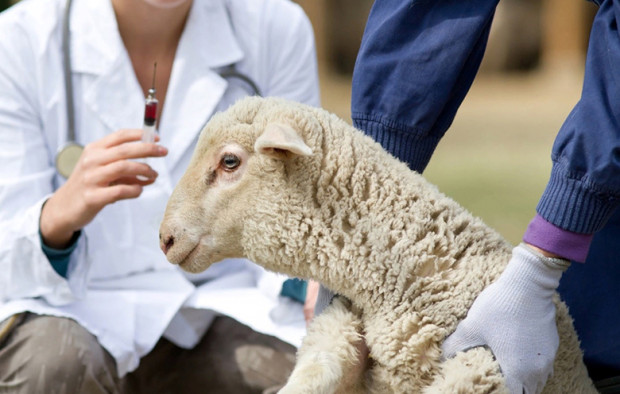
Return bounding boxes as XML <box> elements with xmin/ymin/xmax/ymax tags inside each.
<box><xmin>175</xmin><ymin>97</ymin><xmax>595</xmax><ymax>393</ymax></box>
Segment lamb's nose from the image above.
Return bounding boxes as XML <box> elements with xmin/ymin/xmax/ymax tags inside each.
<box><xmin>160</xmin><ymin>233</ymin><xmax>175</xmax><ymax>255</ymax></box>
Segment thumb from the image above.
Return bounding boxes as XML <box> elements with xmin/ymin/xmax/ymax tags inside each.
<box><xmin>441</xmin><ymin>321</ymin><xmax>485</xmax><ymax>361</ymax></box>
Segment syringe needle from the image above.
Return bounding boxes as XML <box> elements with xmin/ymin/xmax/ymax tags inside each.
<box><xmin>151</xmin><ymin>62</ymin><xmax>157</xmax><ymax>91</ymax></box>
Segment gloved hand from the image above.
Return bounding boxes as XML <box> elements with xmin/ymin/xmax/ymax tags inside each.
<box><xmin>441</xmin><ymin>243</ymin><xmax>570</xmax><ymax>394</ymax></box>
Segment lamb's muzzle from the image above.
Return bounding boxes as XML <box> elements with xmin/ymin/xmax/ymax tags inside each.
<box><xmin>159</xmin><ymin>211</ymin><xmax>205</xmax><ymax>272</ymax></box>
<box><xmin>158</xmin><ymin>221</ymin><xmax>188</xmax><ymax>266</ymax></box>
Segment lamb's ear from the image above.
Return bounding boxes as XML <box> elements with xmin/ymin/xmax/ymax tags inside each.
<box><xmin>254</xmin><ymin>123</ymin><xmax>313</xmax><ymax>159</ymax></box>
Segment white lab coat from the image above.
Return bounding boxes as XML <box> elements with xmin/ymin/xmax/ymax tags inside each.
<box><xmin>0</xmin><ymin>0</ymin><xmax>320</xmax><ymax>376</ymax></box>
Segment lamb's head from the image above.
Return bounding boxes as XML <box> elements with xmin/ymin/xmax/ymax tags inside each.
<box><xmin>160</xmin><ymin>97</ymin><xmax>323</xmax><ymax>275</ymax></box>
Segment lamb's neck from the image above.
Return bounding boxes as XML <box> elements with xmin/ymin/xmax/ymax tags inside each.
<box><xmin>308</xmin><ymin>124</ymin><xmax>510</xmax><ymax>313</ymax></box>
<box><xmin>305</xmin><ymin>128</ymin><xmax>426</xmax><ymax>311</ymax></box>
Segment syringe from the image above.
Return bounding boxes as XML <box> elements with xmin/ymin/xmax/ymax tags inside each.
<box><xmin>142</xmin><ymin>62</ymin><xmax>158</xmax><ymax>144</ymax></box>
<box><xmin>137</xmin><ymin>63</ymin><xmax>158</xmax><ymax>180</ymax></box>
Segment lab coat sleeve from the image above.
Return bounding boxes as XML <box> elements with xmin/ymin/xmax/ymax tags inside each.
<box><xmin>0</xmin><ymin>10</ymin><xmax>89</xmax><ymax>306</ymax></box>
<box><xmin>261</xmin><ymin>0</ymin><xmax>321</xmax><ymax>108</ymax></box>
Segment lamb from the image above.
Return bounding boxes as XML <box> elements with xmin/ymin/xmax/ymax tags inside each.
<box><xmin>159</xmin><ymin>96</ymin><xmax>596</xmax><ymax>393</ymax></box>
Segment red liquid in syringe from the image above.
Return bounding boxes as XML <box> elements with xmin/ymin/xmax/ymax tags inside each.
<box><xmin>137</xmin><ymin>64</ymin><xmax>159</xmax><ymax>181</ymax></box>
<box><xmin>141</xmin><ymin>83</ymin><xmax>158</xmax><ymax>143</ymax></box>
<box><xmin>144</xmin><ymin>95</ymin><xmax>158</xmax><ymax>128</ymax></box>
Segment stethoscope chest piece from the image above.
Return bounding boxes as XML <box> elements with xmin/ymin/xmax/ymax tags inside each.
<box><xmin>56</xmin><ymin>142</ymin><xmax>83</xmax><ymax>179</ymax></box>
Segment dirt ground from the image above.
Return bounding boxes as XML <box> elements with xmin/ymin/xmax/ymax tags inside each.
<box><xmin>318</xmin><ymin>67</ymin><xmax>584</xmax><ymax>245</ymax></box>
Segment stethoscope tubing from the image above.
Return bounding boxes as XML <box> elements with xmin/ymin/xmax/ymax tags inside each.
<box><xmin>62</xmin><ymin>0</ymin><xmax>76</xmax><ymax>143</ymax></box>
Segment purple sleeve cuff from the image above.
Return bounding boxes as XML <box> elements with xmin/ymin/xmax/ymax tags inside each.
<box><xmin>522</xmin><ymin>214</ymin><xmax>594</xmax><ymax>263</ymax></box>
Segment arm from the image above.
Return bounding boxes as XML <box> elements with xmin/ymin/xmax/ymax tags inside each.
<box><xmin>0</xmin><ymin>8</ymin><xmax>167</xmax><ymax>305</ymax></box>
<box><xmin>446</xmin><ymin>2</ymin><xmax>620</xmax><ymax>392</ymax></box>
<box><xmin>0</xmin><ymin>12</ymin><xmax>79</xmax><ymax>305</ymax></box>
<box><xmin>523</xmin><ymin>0</ymin><xmax>620</xmax><ymax>260</ymax></box>
<box><xmin>351</xmin><ymin>0</ymin><xmax>500</xmax><ymax>172</ymax></box>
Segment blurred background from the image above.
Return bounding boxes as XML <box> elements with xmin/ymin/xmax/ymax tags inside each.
<box><xmin>0</xmin><ymin>0</ymin><xmax>598</xmax><ymax>244</ymax></box>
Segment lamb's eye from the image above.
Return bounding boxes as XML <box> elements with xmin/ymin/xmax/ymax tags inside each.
<box><xmin>221</xmin><ymin>154</ymin><xmax>240</xmax><ymax>170</ymax></box>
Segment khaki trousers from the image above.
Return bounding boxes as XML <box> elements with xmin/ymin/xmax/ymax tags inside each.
<box><xmin>0</xmin><ymin>313</ymin><xmax>296</xmax><ymax>394</ymax></box>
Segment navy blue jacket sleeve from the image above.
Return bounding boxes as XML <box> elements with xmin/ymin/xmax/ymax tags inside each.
<box><xmin>351</xmin><ymin>0</ymin><xmax>499</xmax><ymax>173</ymax></box>
<box><xmin>352</xmin><ymin>0</ymin><xmax>619</xmax><ymax>235</ymax></box>
<box><xmin>536</xmin><ymin>0</ymin><xmax>620</xmax><ymax>234</ymax></box>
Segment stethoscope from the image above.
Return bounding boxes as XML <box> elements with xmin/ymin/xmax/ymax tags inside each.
<box><xmin>56</xmin><ymin>0</ymin><xmax>261</xmax><ymax>178</ymax></box>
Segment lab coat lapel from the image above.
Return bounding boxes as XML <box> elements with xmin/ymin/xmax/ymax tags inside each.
<box><xmin>159</xmin><ymin>0</ymin><xmax>244</xmax><ymax>171</ymax></box>
<box><xmin>67</xmin><ymin>0</ymin><xmax>245</xmax><ymax>169</ymax></box>
<box><xmin>82</xmin><ymin>62</ymin><xmax>144</xmax><ymax>138</ymax></box>
<box><xmin>69</xmin><ymin>0</ymin><xmax>144</xmax><ymax>140</ymax></box>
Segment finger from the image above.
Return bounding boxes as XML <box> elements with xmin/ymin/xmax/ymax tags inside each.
<box><xmin>87</xmin><ymin>129</ymin><xmax>160</xmax><ymax>151</ymax></box>
<box><xmin>79</xmin><ymin>142</ymin><xmax>167</xmax><ymax>169</ymax></box>
<box><xmin>504</xmin><ymin>374</ymin><xmax>526</xmax><ymax>394</ymax></box>
<box><xmin>97</xmin><ymin>184</ymin><xmax>145</xmax><ymax>204</ymax></box>
<box><xmin>95</xmin><ymin>160</ymin><xmax>158</xmax><ymax>186</ymax></box>
<box><xmin>535</xmin><ymin>378</ymin><xmax>547</xmax><ymax>394</ymax></box>
<box><xmin>112</xmin><ymin>175</ymin><xmax>157</xmax><ymax>186</ymax></box>
<box><xmin>441</xmin><ymin>328</ymin><xmax>485</xmax><ymax>360</ymax></box>
<box><xmin>99</xmin><ymin>143</ymin><xmax>167</xmax><ymax>164</ymax></box>
<box><xmin>90</xmin><ymin>129</ymin><xmax>144</xmax><ymax>149</ymax></box>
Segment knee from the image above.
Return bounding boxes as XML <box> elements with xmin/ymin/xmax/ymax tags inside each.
<box><xmin>1</xmin><ymin>315</ymin><xmax>117</xmax><ymax>393</ymax></box>
<box><xmin>28</xmin><ymin>319</ymin><xmax>104</xmax><ymax>376</ymax></box>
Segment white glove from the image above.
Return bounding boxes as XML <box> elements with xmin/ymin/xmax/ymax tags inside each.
<box><xmin>441</xmin><ymin>243</ymin><xmax>570</xmax><ymax>394</ymax></box>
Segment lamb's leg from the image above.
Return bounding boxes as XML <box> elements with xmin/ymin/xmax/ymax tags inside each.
<box><xmin>278</xmin><ymin>296</ymin><xmax>367</xmax><ymax>394</ymax></box>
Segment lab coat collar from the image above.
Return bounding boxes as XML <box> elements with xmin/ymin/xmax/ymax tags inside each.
<box><xmin>69</xmin><ymin>0</ymin><xmax>245</xmax><ymax>169</ymax></box>
<box><xmin>69</xmin><ymin>0</ymin><xmax>244</xmax><ymax>73</ymax></box>
<box><xmin>160</xmin><ymin>0</ymin><xmax>245</xmax><ymax>170</ymax></box>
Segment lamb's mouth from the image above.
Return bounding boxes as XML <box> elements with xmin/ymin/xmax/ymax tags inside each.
<box><xmin>177</xmin><ymin>243</ymin><xmax>200</xmax><ymax>269</ymax></box>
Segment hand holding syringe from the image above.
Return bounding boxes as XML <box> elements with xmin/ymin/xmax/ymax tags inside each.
<box><xmin>137</xmin><ymin>63</ymin><xmax>159</xmax><ymax>180</ymax></box>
